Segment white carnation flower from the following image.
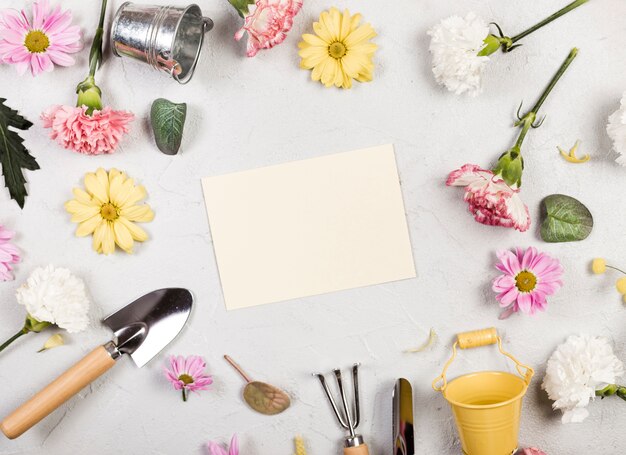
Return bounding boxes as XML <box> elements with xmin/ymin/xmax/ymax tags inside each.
<box><xmin>542</xmin><ymin>334</ymin><xmax>624</xmax><ymax>423</ymax></box>
<box><xmin>16</xmin><ymin>265</ymin><xmax>90</xmax><ymax>333</ymax></box>
<box><xmin>607</xmin><ymin>92</ymin><xmax>626</xmax><ymax>166</ymax></box>
<box><xmin>427</xmin><ymin>13</ymin><xmax>491</xmax><ymax>96</ymax></box>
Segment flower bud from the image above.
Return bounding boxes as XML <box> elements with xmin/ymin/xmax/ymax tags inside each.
<box><xmin>591</xmin><ymin>258</ymin><xmax>606</xmax><ymax>274</ymax></box>
<box><xmin>478</xmin><ymin>34</ymin><xmax>501</xmax><ymax>56</ymax></box>
<box><xmin>24</xmin><ymin>314</ymin><xmax>51</xmax><ymax>333</ymax></box>
<box><xmin>76</xmin><ymin>75</ymin><xmax>102</xmax><ymax>114</ymax></box>
<box><xmin>493</xmin><ymin>147</ymin><xmax>524</xmax><ymax>188</ymax></box>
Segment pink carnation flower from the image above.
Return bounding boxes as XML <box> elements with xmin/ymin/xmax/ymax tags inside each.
<box><xmin>234</xmin><ymin>0</ymin><xmax>303</xmax><ymax>57</ymax></box>
<box><xmin>164</xmin><ymin>355</ymin><xmax>213</xmax><ymax>402</ymax></box>
<box><xmin>447</xmin><ymin>163</ymin><xmax>530</xmax><ymax>232</ymax></box>
<box><xmin>519</xmin><ymin>449</ymin><xmax>547</xmax><ymax>455</ymax></box>
<box><xmin>208</xmin><ymin>434</ymin><xmax>239</xmax><ymax>455</ymax></box>
<box><xmin>41</xmin><ymin>105</ymin><xmax>134</xmax><ymax>155</ymax></box>
<box><xmin>0</xmin><ymin>225</ymin><xmax>20</xmax><ymax>281</ymax></box>
<box><xmin>493</xmin><ymin>247</ymin><xmax>563</xmax><ymax>319</ymax></box>
<box><xmin>0</xmin><ymin>0</ymin><xmax>82</xmax><ymax>76</ymax></box>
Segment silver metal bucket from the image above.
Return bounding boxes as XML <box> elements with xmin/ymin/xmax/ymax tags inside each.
<box><xmin>111</xmin><ymin>2</ymin><xmax>213</xmax><ymax>84</ymax></box>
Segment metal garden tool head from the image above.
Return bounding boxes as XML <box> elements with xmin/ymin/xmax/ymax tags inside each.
<box><xmin>1</xmin><ymin>288</ymin><xmax>193</xmax><ymax>439</ymax></box>
<box><xmin>315</xmin><ymin>363</ymin><xmax>369</xmax><ymax>455</ymax></box>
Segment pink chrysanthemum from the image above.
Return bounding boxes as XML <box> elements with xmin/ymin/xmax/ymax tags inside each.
<box><xmin>164</xmin><ymin>355</ymin><xmax>213</xmax><ymax>402</ymax></box>
<box><xmin>447</xmin><ymin>163</ymin><xmax>531</xmax><ymax>232</ymax></box>
<box><xmin>41</xmin><ymin>105</ymin><xmax>134</xmax><ymax>155</ymax></box>
<box><xmin>493</xmin><ymin>247</ymin><xmax>563</xmax><ymax>319</ymax></box>
<box><xmin>208</xmin><ymin>434</ymin><xmax>239</xmax><ymax>455</ymax></box>
<box><xmin>234</xmin><ymin>0</ymin><xmax>303</xmax><ymax>57</ymax></box>
<box><xmin>0</xmin><ymin>225</ymin><xmax>20</xmax><ymax>281</ymax></box>
<box><xmin>0</xmin><ymin>0</ymin><xmax>82</xmax><ymax>76</ymax></box>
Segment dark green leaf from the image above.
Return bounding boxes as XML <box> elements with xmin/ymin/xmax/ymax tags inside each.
<box><xmin>150</xmin><ymin>98</ymin><xmax>187</xmax><ymax>155</ymax></box>
<box><xmin>0</xmin><ymin>98</ymin><xmax>39</xmax><ymax>208</ymax></box>
<box><xmin>540</xmin><ymin>194</ymin><xmax>593</xmax><ymax>242</ymax></box>
<box><xmin>228</xmin><ymin>0</ymin><xmax>255</xmax><ymax>18</ymax></box>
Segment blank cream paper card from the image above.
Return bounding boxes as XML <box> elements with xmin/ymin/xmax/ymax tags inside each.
<box><xmin>202</xmin><ymin>144</ymin><xmax>416</xmax><ymax>310</ymax></box>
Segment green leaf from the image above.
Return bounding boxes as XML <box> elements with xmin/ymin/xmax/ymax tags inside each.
<box><xmin>0</xmin><ymin>98</ymin><xmax>39</xmax><ymax>208</ymax></box>
<box><xmin>150</xmin><ymin>98</ymin><xmax>187</xmax><ymax>155</ymax></box>
<box><xmin>243</xmin><ymin>381</ymin><xmax>291</xmax><ymax>415</ymax></box>
<box><xmin>540</xmin><ymin>194</ymin><xmax>593</xmax><ymax>242</ymax></box>
<box><xmin>228</xmin><ymin>0</ymin><xmax>255</xmax><ymax>18</ymax></box>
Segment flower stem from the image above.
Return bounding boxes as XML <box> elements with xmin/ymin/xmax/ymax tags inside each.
<box><xmin>596</xmin><ymin>384</ymin><xmax>626</xmax><ymax>401</ymax></box>
<box><xmin>510</xmin><ymin>0</ymin><xmax>589</xmax><ymax>44</ymax></box>
<box><xmin>0</xmin><ymin>328</ymin><xmax>27</xmax><ymax>354</ymax></box>
<box><xmin>531</xmin><ymin>48</ymin><xmax>578</xmax><ymax>115</ymax></box>
<box><xmin>182</xmin><ymin>388</ymin><xmax>188</xmax><ymax>402</ymax></box>
<box><xmin>89</xmin><ymin>0</ymin><xmax>108</xmax><ymax>78</ymax></box>
<box><xmin>607</xmin><ymin>265</ymin><xmax>626</xmax><ymax>275</ymax></box>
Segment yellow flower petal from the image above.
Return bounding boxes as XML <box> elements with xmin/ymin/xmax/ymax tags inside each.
<box><xmin>344</xmin><ymin>23</ymin><xmax>377</xmax><ymax>47</ymax></box>
<box><xmin>592</xmin><ymin>258</ymin><xmax>606</xmax><ymax>274</ymax></box>
<box><xmin>120</xmin><ymin>204</ymin><xmax>154</xmax><ymax>222</ymax></box>
<box><xmin>301</xmin><ymin>33</ymin><xmax>327</xmax><ymax>47</ymax></box>
<box><xmin>118</xmin><ymin>217</ymin><xmax>148</xmax><ymax>242</ymax></box>
<box><xmin>38</xmin><ymin>333</ymin><xmax>64</xmax><ymax>353</ymax></box>
<box><xmin>72</xmin><ymin>188</ymin><xmax>98</xmax><ymax>206</ymax></box>
<box><xmin>96</xmin><ymin>168</ymin><xmax>111</xmax><ymax>200</ymax></box>
<box><xmin>310</xmin><ymin>57</ymin><xmax>329</xmax><ymax>82</ymax></box>
<box><xmin>113</xmin><ymin>220</ymin><xmax>134</xmax><ymax>253</ymax></box>
<box><xmin>101</xmin><ymin>222</ymin><xmax>116</xmax><ymax>255</ymax></box>
<box><xmin>92</xmin><ymin>219</ymin><xmax>107</xmax><ymax>252</ymax></box>
<box><xmin>84</xmin><ymin>171</ymin><xmax>108</xmax><ymax>204</ymax></box>
<box><xmin>109</xmin><ymin>173</ymin><xmax>127</xmax><ymax>207</ymax></box>
<box><xmin>339</xmin><ymin>9</ymin><xmax>353</xmax><ymax>41</ymax></box>
<box><xmin>321</xmin><ymin>58</ymin><xmax>338</xmax><ymax>87</ymax></box>
<box><xmin>76</xmin><ymin>214</ymin><xmax>102</xmax><ymax>237</ymax></box>
<box><xmin>120</xmin><ymin>184</ymin><xmax>147</xmax><ymax>209</ymax></box>
<box><xmin>69</xmin><ymin>204</ymin><xmax>100</xmax><ymax>223</ymax></box>
<box><xmin>312</xmin><ymin>21</ymin><xmax>333</xmax><ymax>43</ymax></box>
<box><xmin>320</xmin><ymin>9</ymin><xmax>338</xmax><ymax>42</ymax></box>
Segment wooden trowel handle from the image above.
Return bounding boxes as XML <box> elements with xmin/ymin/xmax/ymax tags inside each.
<box><xmin>344</xmin><ymin>444</ymin><xmax>369</xmax><ymax>455</ymax></box>
<box><xmin>1</xmin><ymin>345</ymin><xmax>116</xmax><ymax>439</ymax></box>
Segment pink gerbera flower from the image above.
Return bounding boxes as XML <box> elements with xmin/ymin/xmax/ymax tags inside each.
<box><xmin>41</xmin><ymin>105</ymin><xmax>134</xmax><ymax>155</ymax></box>
<box><xmin>164</xmin><ymin>355</ymin><xmax>213</xmax><ymax>402</ymax></box>
<box><xmin>0</xmin><ymin>225</ymin><xmax>20</xmax><ymax>281</ymax></box>
<box><xmin>493</xmin><ymin>247</ymin><xmax>563</xmax><ymax>319</ymax></box>
<box><xmin>208</xmin><ymin>434</ymin><xmax>239</xmax><ymax>455</ymax></box>
<box><xmin>234</xmin><ymin>0</ymin><xmax>303</xmax><ymax>57</ymax></box>
<box><xmin>0</xmin><ymin>0</ymin><xmax>82</xmax><ymax>76</ymax></box>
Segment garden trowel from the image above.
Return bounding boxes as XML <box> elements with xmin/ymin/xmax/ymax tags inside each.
<box><xmin>0</xmin><ymin>287</ymin><xmax>193</xmax><ymax>439</ymax></box>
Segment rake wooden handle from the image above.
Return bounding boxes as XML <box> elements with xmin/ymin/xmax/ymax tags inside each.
<box><xmin>1</xmin><ymin>345</ymin><xmax>116</xmax><ymax>439</ymax></box>
<box><xmin>344</xmin><ymin>444</ymin><xmax>369</xmax><ymax>455</ymax></box>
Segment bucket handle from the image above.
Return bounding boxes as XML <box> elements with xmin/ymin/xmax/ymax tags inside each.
<box><xmin>171</xmin><ymin>17</ymin><xmax>214</xmax><ymax>85</ymax></box>
<box><xmin>432</xmin><ymin>328</ymin><xmax>534</xmax><ymax>392</ymax></box>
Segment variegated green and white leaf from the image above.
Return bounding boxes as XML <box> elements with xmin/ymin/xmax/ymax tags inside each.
<box><xmin>540</xmin><ymin>194</ymin><xmax>593</xmax><ymax>243</ymax></box>
<box><xmin>150</xmin><ymin>98</ymin><xmax>187</xmax><ymax>155</ymax></box>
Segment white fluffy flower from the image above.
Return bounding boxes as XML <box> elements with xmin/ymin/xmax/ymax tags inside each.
<box><xmin>607</xmin><ymin>92</ymin><xmax>626</xmax><ymax>166</ymax></box>
<box><xmin>542</xmin><ymin>334</ymin><xmax>624</xmax><ymax>423</ymax></box>
<box><xmin>427</xmin><ymin>13</ymin><xmax>491</xmax><ymax>96</ymax></box>
<box><xmin>16</xmin><ymin>265</ymin><xmax>90</xmax><ymax>333</ymax></box>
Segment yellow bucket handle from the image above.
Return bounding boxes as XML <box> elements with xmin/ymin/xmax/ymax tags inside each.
<box><xmin>432</xmin><ymin>328</ymin><xmax>534</xmax><ymax>392</ymax></box>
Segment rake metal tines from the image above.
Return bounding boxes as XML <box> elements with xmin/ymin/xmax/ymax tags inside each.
<box><xmin>315</xmin><ymin>363</ymin><xmax>365</xmax><ymax>448</ymax></box>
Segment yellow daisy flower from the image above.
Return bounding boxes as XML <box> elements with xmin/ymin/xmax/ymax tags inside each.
<box><xmin>65</xmin><ymin>168</ymin><xmax>154</xmax><ymax>255</ymax></box>
<box><xmin>298</xmin><ymin>8</ymin><xmax>377</xmax><ymax>89</ymax></box>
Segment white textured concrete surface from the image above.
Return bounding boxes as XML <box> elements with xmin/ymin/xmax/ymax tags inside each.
<box><xmin>1</xmin><ymin>1</ymin><xmax>626</xmax><ymax>454</ymax></box>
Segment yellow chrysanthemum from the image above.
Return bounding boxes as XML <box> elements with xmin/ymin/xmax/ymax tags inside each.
<box><xmin>65</xmin><ymin>168</ymin><xmax>154</xmax><ymax>255</ymax></box>
<box><xmin>298</xmin><ymin>8</ymin><xmax>377</xmax><ymax>89</ymax></box>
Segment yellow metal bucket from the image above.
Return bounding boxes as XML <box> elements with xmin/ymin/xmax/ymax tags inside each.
<box><xmin>432</xmin><ymin>328</ymin><xmax>534</xmax><ymax>455</ymax></box>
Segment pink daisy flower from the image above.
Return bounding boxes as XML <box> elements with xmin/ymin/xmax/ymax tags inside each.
<box><xmin>41</xmin><ymin>105</ymin><xmax>134</xmax><ymax>155</ymax></box>
<box><xmin>0</xmin><ymin>225</ymin><xmax>20</xmax><ymax>281</ymax></box>
<box><xmin>208</xmin><ymin>434</ymin><xmax>239</xmax><ymax>455</ymax></box>
<box><xmin>164</xmin><ymin>355</ymin><xmax>213</xmax><ymax>402</ymax></box>
<box><xmin>493</xmin><ymin>247</ymin><xmax>563</xmax><ymax>319</ymax></box>
<box><xmin>0</xmin><ymin>0</ymin><xmax>82</xmax><ymax>76</ymax></box>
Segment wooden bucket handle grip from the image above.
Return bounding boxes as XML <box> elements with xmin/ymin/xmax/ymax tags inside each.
<box><xmin>344</xmin><ymin>444</ymin><xmax>369</xmax><ymax>455</ymax></box>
